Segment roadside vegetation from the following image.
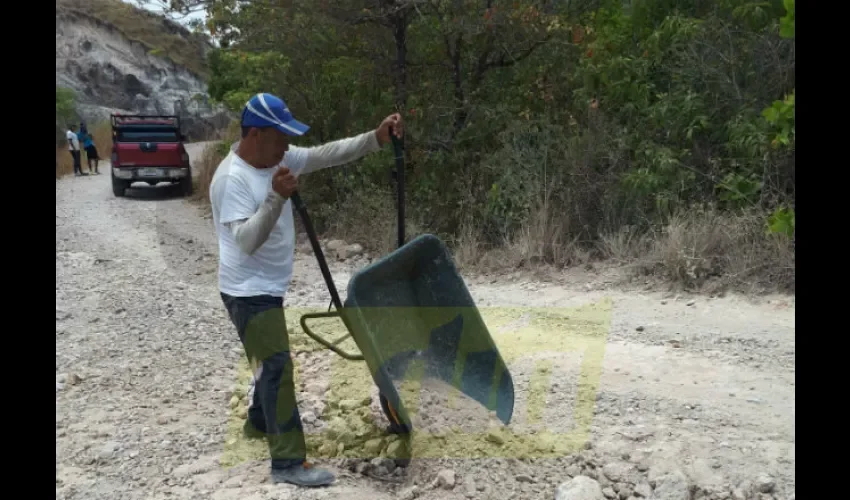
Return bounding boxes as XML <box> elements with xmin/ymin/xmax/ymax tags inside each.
<box><xmin>180</xmin><ymin>0</ymin><xmax>794</xmax><ymax>293</ymax></box>
<box><xmin>55</xmin><ymin>87</ymin><xmax>113</xmax><ymax>177</ymax></box>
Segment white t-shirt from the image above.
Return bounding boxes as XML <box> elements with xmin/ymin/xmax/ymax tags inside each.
<box><xmin>66</xmin><ymin>130</ymin><xmax>80</xmax><ymax>151</ymax></box>
<box><xmin>210</xmin><ymin>132</ymin><xmax>380</xmax><ymax>298</ymax></box>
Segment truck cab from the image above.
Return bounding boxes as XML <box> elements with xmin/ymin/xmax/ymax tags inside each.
<box><xmin>109</xmin><ymin>114</ymin><xmax>193</xmax><ymax>197</ymax></box>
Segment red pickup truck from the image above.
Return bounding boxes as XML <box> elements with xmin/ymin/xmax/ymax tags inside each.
<box><xmin>109</xmin><ymin>114</ymin><xmax>193</xmax><ymax>197</ymax></box>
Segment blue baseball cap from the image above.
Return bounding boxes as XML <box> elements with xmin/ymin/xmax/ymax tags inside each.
<box><xmin>240</xmin><ymin>93</ymin><xmax>310</xmax><ymax>136</ymax></box>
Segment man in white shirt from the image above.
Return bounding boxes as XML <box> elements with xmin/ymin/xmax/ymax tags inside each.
<box><xmin>65</xmin><ymin>125</ymin><xmax>83</xmax><ymax>176</ymax></box>
<box><xmin>210</xmin><ymin>93</ymin><xmax>403</xmax><ymax>487</ymax></box>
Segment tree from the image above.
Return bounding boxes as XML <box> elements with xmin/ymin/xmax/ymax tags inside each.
<box><xmin>56</xmin><ymin>86</ymin><xmax>77</xmax><ymax>145</ymax></box>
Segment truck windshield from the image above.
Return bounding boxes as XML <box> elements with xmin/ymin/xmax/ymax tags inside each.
<box><xmin>116</xmin><ymin>130</ymin><xmax>180</xmax><ymax>142</ymax></box>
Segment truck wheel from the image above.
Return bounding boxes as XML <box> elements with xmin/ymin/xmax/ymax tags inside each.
<box><xmin>112</xmin><ymin>174</ymin><xmax>128</xmax><ymax>197</ymax></box>
<box><xmin>180</xmin><ymin>175</ymin><xmax>193</xmax><ymax>197</ymax></box>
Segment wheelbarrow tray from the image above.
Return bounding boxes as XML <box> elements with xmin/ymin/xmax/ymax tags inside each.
<box><xmin>340</xmin><ymin>233</ymin><xmax>515</xmax><ymax>432</ymax></box>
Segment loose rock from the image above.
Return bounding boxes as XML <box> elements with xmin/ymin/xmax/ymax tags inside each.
<box><xmin>634</xmin><ymin>483</ymin><xmax>653</xmax><ymax>497</ymax></box>
<box><xmin>653</xmin><ymin>471</ymin><xmax>690</xmax><ymax>500</ymax></box>
<box><xmin>326</xmin><ymin>239</ymin><xmax>346</xmax><ymax>251</ymax></box>
<box><xmin>486</xmin><ymin>429</ymin><xmax>505</xmax><ymax>445</ymax></box>
<box><xmin>337</xmin><ymin>243</ymin><xmax>364</xmax><ymax>260</ymax></box>
<box><xmin>555</xmin><ymin>475</ymin><xmax>605</xmax><ymax>500</ymax></box>
<box><xmin>602</xmin><ymin>462</ymin><xmax>639</xmax><ymax>484</ymax></box>
<box><xmin>432</xmin><ymin>469</ymin><xmax>456</xmax><ymax>490</ymax></box>
<box><xmin>398</xmin><ymin>485</ymin><xmax>419</xmax><ymax>500</ymax></box>
<box><xmin>755</xmin><ymin>473</ymin><xmax>775</xmax><ymax>493</ymax></box>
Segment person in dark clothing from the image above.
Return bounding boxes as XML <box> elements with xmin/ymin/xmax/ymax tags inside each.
<box><xmin>79</xmin><ymin>122</ymin><xmax>100</xmax><ymax>174</ymax></box>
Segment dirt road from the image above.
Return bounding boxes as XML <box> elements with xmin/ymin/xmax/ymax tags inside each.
<box><xmin>56</xmin><ymin>145</ymin><xmax>795</xmax><ymax>500</ymax></box>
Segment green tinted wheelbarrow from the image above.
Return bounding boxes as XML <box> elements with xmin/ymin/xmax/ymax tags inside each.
<box><xmin>289</xmin><ymin>132</ymin><xmax>514</xmax><ymax>435</ymax></box>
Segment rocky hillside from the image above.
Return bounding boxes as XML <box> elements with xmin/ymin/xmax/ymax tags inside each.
<box><xmin>56</xmin><ymin>0</ymin><xmax>231</xmax><ymax>140</ymax></box>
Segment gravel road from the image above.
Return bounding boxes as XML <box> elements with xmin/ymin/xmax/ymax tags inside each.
<box><xmin>56</xmin><ymin>144</ymin><xmax>795</xmax><ymax>500</ymax></box>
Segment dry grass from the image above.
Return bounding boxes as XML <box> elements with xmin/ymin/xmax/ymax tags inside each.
<box><xmin>56</xmin><ymin>122</ymin><xmax>113</xmax><ymax>177</ymax></box>
<box><xmin>453</xmin><ymin>196</ymin><xmax>592</xmax><ymax>274</ymax></box>
<box><xmin>632</xmin><ymin>210</ymin><xmax>795</xmax><ymax>292</ymax></box>
<box><xmin>190</xmin><ymin>122</ymin><xmax>242</xmax><ymax>205</ymax></box>
<box><xmin>56</xmin><ymin>0</ymin><xmax>210</xmax><ymax>77</ymax></box>
<box><xmin>623</xmin><ymin>207</ymin><xmax>796</xmax><ymax>294</ymax></box>
<box><xmin>192</xmin><ymin>143</ymin><xmax>224</xmax><ymax>205</ymax></box>
<box><xmin>453</xmin><ymin>204</ymin><xmax>793</xmax><ymax>294</ymax></box>
<box><xmin>183</xmin><ymin>133</ymin><xmax>794</xmax><ymax>295</ymax></box>
<box><xmin>318</xmin><ymin>186</ymin><xmax>405</xmax><ymax>256</ymax></box>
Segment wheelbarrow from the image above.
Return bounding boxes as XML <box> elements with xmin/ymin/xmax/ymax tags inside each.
<box><xmin>289</xmin><ymin>132</ymin><xmax>515</xmax><ymax>436</ymax></box>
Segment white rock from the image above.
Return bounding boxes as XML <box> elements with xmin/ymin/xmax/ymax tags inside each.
<box><xmin>755</xmin><ymin>474</ymin><xmax>775</xmax><ymax>493</ymax></box>
<box><xmin>433</xmin><ymin>469</ymin><xmax>456</xmax><ymax>489</ymax></box>
<box><xmin>634</xmin><ymin>483</ymin><xmax>653</xmax><ymax>497</ymax></box>
<box><xmin>463</xmin><ymin>476</ymin><xmax>477</xmax><ymax>498</ymax></box>
<box><xmin>370</xmin><ymin>457</ymin><xmax>395</xmax><ymax>472</ymax></box>
<box><xmin>98</xmin><ymin>441</ymin><xmax>121</xmax><ymax>460</ymax></box>
<box><xmin>602</xmin><ymin>461</ymin><xmax>639</xmax><ymax>483</ymax></box>
<box><xmin>398</xmin><ymin>485</ymin><xmax>419</xmax><ymax>500</ymax></box>
<box><xmin>337</xmin><ymin>243</ymin><xmax>364</xmax><ymax>260</ymax></box>
<box><xmin>555</xmin><ymin>475</ymin><xmax>605</xmax><ymax>500</ymax></box>
<box><xmin>326</xmin><ymin>239</ymin><xmax>346</xmax><ymax>251</ymax></box>
<box><xmin>297</xmin><ymin>243</ymin><xmax>313</xmax><ymax>254</ymax></box>
<box><xmin>653</xmin><ymin>470</ymin><xmax>690</xmax><ymax>500</ymax></box>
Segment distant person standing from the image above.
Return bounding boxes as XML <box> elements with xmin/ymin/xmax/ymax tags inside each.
<box><xmin>66</xmin><ymin>125</ymin><xmax>85</xmax><ymax>176</ymax></box>
<box><xmin>79</xmin><ymin>122</ymin><xmax>100</xmax><ymax>175</ymax></box>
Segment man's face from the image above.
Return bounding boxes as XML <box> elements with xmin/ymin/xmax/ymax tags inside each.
<box><xmin>257</xmin><ymin>127</ymin><xmax>290</xmax><ymax>167</ymax></box>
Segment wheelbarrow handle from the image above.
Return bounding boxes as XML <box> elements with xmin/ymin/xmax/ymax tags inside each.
<box><xmin>291</xmin><ymin>193</ymin><xmax>368</xmax><ymax>360</ymax></box>
<box><xmin>300</xmin><ymin>311</ymin><xmax>364</xmax><ymax>361</ymax></box>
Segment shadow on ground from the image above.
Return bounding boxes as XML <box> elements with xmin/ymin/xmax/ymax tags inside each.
<box><xmin>122</xmin><ymin>181</ymin><xmax>189</xmax><ymax>201</ymax></box>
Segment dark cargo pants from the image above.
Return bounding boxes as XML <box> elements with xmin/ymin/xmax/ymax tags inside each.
<box><xmin>220</xmin><ymin>292</ymin><xmax>306</xmax><ymax>469</ymax></box>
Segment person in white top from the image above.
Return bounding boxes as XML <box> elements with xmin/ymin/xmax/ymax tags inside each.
<box><xmin>65</xmin><ymin>125</ymin><xmax>84</xmax><ymax>176</ymax></box>
<box><xmin>210</xmin><ymin>92</ymin><xmax>403</xmax><ymax>487</ymax></box>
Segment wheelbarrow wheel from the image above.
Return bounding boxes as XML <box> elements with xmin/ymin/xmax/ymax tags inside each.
<box><xmin>379</xmin><ymin>392</ymin><xmax>410</xmax><ymax>435</ymax></box>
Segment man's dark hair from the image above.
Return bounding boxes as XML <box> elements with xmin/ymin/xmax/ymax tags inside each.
<box><xmin>242</xmin><ymin>126</ymin><xmax>276</xmax><ymax>138</ymax></box>
<box><xmin>68</xmin><ymin>124</ymin><xmax>76</xmax><ymax>130</ymax></box>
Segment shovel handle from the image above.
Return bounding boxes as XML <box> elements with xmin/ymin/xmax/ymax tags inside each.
<box><xmin>291</xmin><ymin>192</ymin><xmax>344</xmax><ymax>311</ymax></box>
<box><xmin>390</xmin><ymin>128</ymin><xmax>404</xmax><ymax>249</ymax></box>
